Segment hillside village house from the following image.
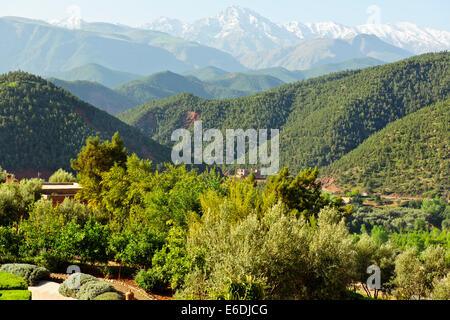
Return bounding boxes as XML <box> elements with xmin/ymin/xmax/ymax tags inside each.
<box><xmin>40</xmin><ymin>183</ymin><xmax>83</xmax><ymax>206</ymax></box>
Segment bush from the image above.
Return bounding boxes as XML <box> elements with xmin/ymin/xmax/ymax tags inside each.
<box><xmin>93</xmin><ymin>292</ymin><xmax>124</xmax><ymax>300</ymax></box>
<box><xmin>48</xmin><ymin>169</ymin><xmax>76</xmax><ymax>183</ymax></box>
<box><xmin>0</xmin><ymin>226</ymin><xmax>22</xmax><ymax>256</ymax></box>
<box><xmin>0</xmin><ymin>271</ymin><xmax>28</xmax><ymax>290</ymax></box>
<box><xmin>0</xmin><ymin>289</ymin><xmax>32</xmax><ymax>300</ymax></box>
<box><xmin>217</xmin><ymin>276</ymin><xmax>267</xmax><ymax>300</ymax></box>
<box><xmin>58</xmin><ymin>273</ymin><xmax>98</xmax><ymax>298</ymax></box>
<box><xmin>432</xmin><ymin>273</ymin><xmax>450</xmax><ymax>300</ymax></box>
<box><xmin>135</xmin><ymin>269</ymin><xmax>167</xmax><ymax>293</ymax></box>
<box><xmin>76</xmin><ymin>280</ymin><xmax>116</xmax><ymax>300</ymax></box>
<box><xmin>0</xmin><ymin>263</ymin><xmax>50</xmax><ymax>286</ymax></box>
<box><xmin>180</xmin><ymin>204</ymin><xmax>355</xmax><ymax>300</ymax></box>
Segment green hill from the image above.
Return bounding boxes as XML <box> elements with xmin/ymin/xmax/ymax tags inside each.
<box><xmin>114</xmin><ymin>70</ymin><xmax>284</xmax><ymax>104</ymax></box>
<box><xmin>0</xmin><ymin>72</ymin><xmax>169</xmax><ymax>178</ymax></box>
<box><xmin>300</xmin><ymin>57</ymin><xmax>385</xmax><ymax>79</ymax></box>
<box><xmin>323</xmin><ymin>99</ymin><xmax>450</xmax><ymax>196</ymax></box>
<box><xmin>242</xmin><ymin>67</ymin><xmax>305</xmax><ymax>83</ymax></box>
<box><xmin>207</xmin><ymin>73</ymin><xmax>284</xmax><ymax>93</ymax></box>
<box><xmin>48</xmin><ymin>78</ymin><xmax>138</xmax><ymax>115</ymax></box>
<box><xmin>182</xmin><ymin>66</ymin><xmax>230</xmax><ymax>81</ymax></box>
<box><xmin>114</xmin><ymin>71</ymin><xmax>213</xmax><ymax>105</ymax></box>
<box><xmin>51</xmin><ymin>63</ymin><xmax>142</xmax><ymax>88</ymax></box>
<box><xmin>117</xmin><ymin>52</ymin><xmax>449</xmax><ymax>183</ymax></box>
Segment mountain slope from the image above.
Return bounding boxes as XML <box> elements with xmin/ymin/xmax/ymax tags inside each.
<box><xmin>242</xmin><ymin>67</ymin><xmax>305</xmax><ymax>83</ymax></box>
<box><xmin>117</xmin><ymin>52</ymin><xmax>449</xmax><ymax>175</ymax></box>
<box><xmin>114</xmin><ymin>70</ymin><xmax>285</xmax><ymax>104</ymax></box>
<box><xmin>114</xmin><ymin>71</ymin><xmax>214</xmax><ymax>104</ymax></box>
<box><xmin>144</xmin><ymin>6</ymin><xmax>300</xmax><ymax>56</ymax></box>
<box><xmin>0</xmin><ymin>72</ymin><xmax>169</xmax><ymax>178</ymax></box>
<box><xmin>48</xmin><ymin>78</ymin><xmax>138</xmax><ymax>115</ymax></box>
<box><xmin>300</xmin><ymin>57</ymin><xmax>385</xmax><ymax>79</ymax></box>
<box><xmin>207</xmin><ymin>73</ymin><xmax>284</xmax><ymax>93</ymax></box>
<box><xmin>51</xmin><ymin>63</ymin><xmax>142</xmax><ymax>88</ymax></box>
<box><xmin>323</xmin><ymin>99</ymin><xmax>450</xmax><ymax>196</ymax></box>
<box><xmin>182</xmin><ymin>66</ymin><xmax>230</xmax><ymax>81</ymax></box>
<box><xmin>239</xmin><ymin>35</ymin><xmax>411</xmax><ymax>70</ymax></box>
<box><xmin>0</xmin><ymin>16</ymin><xmax>245</xmax><ymax>75</ymax></box>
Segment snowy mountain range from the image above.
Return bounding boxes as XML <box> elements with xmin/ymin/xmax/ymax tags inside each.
<box><xmin>141</xmin><ymin>6</ymin><xmax>450</xmax><ymax>58</ymax></box>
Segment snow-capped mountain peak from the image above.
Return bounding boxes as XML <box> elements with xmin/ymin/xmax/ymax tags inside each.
<box><xmin>141</xmin><ymin>6</ymin><xmax>450</xmax><ymax>57</ymax></box>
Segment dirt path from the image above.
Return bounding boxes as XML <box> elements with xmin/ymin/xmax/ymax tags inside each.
<box><xmin>29</xmin><ymin>281</ymin><xmax>76</xmax><ymax>300</ymax></box>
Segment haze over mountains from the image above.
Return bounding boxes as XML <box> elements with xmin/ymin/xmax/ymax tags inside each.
<box><xmin>0</xmin><ymin>16</ymin><xmax>244</xmax><ymax>75</ymax></box>
<box><xmin>1</xmin><ymin>5</ymin><xmax>448</xmax><ymax>79</ymax></box>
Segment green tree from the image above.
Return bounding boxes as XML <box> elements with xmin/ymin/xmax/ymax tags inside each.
<box><xmin>71</xmin><ymin>133</ymin><xmax>127</xmax><ymax>208</ymax></box>
<box><xmin>48</xmin><ymin>169</ymin><xmax>77</xmax><ymax>183</ymax></box>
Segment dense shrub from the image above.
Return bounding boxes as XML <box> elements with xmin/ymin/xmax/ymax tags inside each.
<box><xmin>20</xmin><ymin>201</ymin><xmax>108</xmax><ymax>266</ymax></box>
<box><xmin>179</xmin><ymin>204</ymin><xmax>355</xmax><ymax>300</ymax></box>
<box><xmin>0</xmin><ymin>179</ymin><xmax>43</xmax><ymax>226</ymax></box>
<box><xmin>76</xmin><ymin>280</ymin><xmax>116</xmax><ymax>300</ymax></box>
<box><xmin>93</xmin><ymin>292</ymin><xmax>124</xmax><ymax>300</ymax></box>
<box><xmin>393</xmin><ymin>246</ymin><xmax>447</xmax><ymax>300</ymax></box>
<box><xmin>0</xmin><ymin>226</ymin><xmax>22</xmax><ymax>257</ymax></box>
<box><xmin>48</xmin><ymin>169</ymin><xmax>77</xmax><ymax>183</ymax></box>
<box><xmin>217</xmin><ymin>276</ymin><xmax>267</xmax><ymax>300</ymax></box>
<box><xmin>144</xmin><ymin>226</ymin><xmax>191</xmax><ymax>291</ymax></box>
<box><xmin>0</xmin><ymin>271</ymin><xmax>28</xmax><ymax>290</ymax></box>
<box><xmin>432</xmin><ymin>273</ymin><xmax>450</xmax><ymax>300</ymax></box>
<box><xmin>0</xmin><ymin>264</ymin><xmax>50</xmax><ymax>286</ymax></box>
<box><xmin>135</xmin><ymin>269</ymin><xmax>167</xmax><ymax>293</ymax></box>
<box><xmin>0</xmin><ymin>289</ymin><xmax>32</xmax><ymax>300</ymax></box>
<box><xmin>58</xmin><ymin>273</ymin><xmax>99</xmax><ymax>298</ymax></box>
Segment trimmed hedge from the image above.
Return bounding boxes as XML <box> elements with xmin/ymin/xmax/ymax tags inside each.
<box><xmin>93</xmin><ymin>292</ymin><xmax>124</xmax><ymax>300</ymax></box>
<box><xmin>59</xmin><ymin>272</ymin><xmax>119</xmax><ymax>300</ymax></box>
<box><xmin>0</xmin><ymin>271</ymin><xmax>28</xmax><ymax>290</ymax></box>
<box><xmin>58</xmin><ymin>273</ymin><xmax>98</xmax><ymax>298</ymax></box>
<box><xmin>0</xmin><ymin>290</ymin><xmax>32</xmax><ymax>300</ymax></box>
<box><xmin>76</xmin><ymin>281</ymin><xmax>116</xmax><ymax>300</ymax></box>
<box><xmin>0</xmin><ymin>264</ymin><xmax>50</xmax><ymax>286</ymax></box>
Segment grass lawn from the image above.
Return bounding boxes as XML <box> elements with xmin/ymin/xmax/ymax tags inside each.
<box><xmin>0</xmin><ymin>290</ymin><xmax>32</xmax><ymax>300</ymax></box>
<box><xmin>0</xmin><ymin>271</ymin><xmax>28</xmax><ymax>290</ymax></box>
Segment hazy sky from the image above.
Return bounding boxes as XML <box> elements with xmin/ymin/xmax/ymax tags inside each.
<box><xmin>1</xmin><ymin>0</ymin><xmax>449</xmax><ymax>30</ymax></box>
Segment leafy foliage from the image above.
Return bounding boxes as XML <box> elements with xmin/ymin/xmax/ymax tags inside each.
<box><xmin>48</xmin><ymin>169</ymin><xmax>77</xmax><ymax>183</ymax></box>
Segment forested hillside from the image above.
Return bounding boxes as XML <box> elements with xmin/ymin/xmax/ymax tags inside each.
<box><xmin>0</xmin><ymin>72</ymin><xmax>169</xmax><ymax>177</ymax></box>
<box><xmin>113</xmin><ymin>71</ymin><xmax>281</xmax><ymax>104</ymax></box>
<box><xmin>118</xmin><ymin>52</ymin><xmax>449</xmax><ymax>193</ymax></box>
<box><xmin>323</xmin><ymin>99</ymin><xmax>449</xmax><ymax>196</ymax></box>
<box><xmin>49</xmin><ymin>78</ymin><xmax>138</xmax><ymax>115</ymax></box>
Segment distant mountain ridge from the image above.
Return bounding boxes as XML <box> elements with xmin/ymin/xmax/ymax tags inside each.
<box><xmin>142</xmin><ymin>6</ymin><xmax>450</xmax><ymax>61</ymax></box>
<box><xmin>0</xmin><ymin>16</ymin><xmax>245</xmax><ymax>75</ymax></box>
<box><xmin>48</xmin><ymin>57</ymin><xmax>387</xmax><ymax>115</ymax></box>
<box><xmin>51</xmin><ymin>64</ymin><xmax>142</xmax><ymax>88</ymax></box>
